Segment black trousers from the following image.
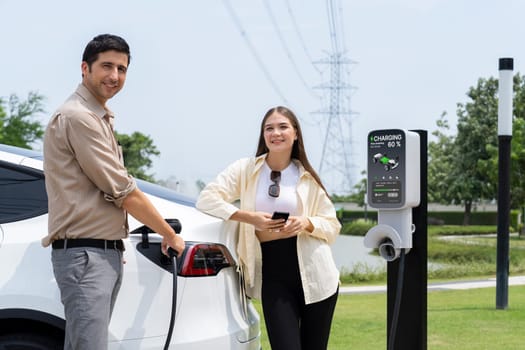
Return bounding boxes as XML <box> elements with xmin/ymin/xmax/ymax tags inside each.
<box><xmin>261</xmin><ymin>236</ymin><xmax>338</xmax><ymax>350</ymax></box>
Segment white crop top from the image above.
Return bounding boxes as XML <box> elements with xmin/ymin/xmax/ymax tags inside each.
<box><xmin>255</xmin><ymin>161</ymin><xmax>299</xmax><ymax>215</ymax></box>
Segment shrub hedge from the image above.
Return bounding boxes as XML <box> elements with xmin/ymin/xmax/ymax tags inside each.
<box><xmin>337</xmin><ymin>208</ymin><xmax>520</xmax><ymax>228</ymax></box>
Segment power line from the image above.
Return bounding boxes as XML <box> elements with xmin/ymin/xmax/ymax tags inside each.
<box><xmin>336</xmin><ymin>0</ymin><xmax>348</xmax><ymax>53</ymax></box>
<box><xmin>222</xmin><ymin>0</ymin><xmax>289</xmax><ymax>105</ymax></box>
<box><xmin>315</xmin><ymin>0</ymin><xmax>358</xmax><ymax>195</ymax></box>
<box><xmin>326</xmin><ymin>0</ymin><xmax>347</xmax><ymax>53</ymax></box>
<box><xmin>263</xmin><ymin>0</ymin><xmax>319</xmax><ymax>99</ymax></box>
<box><xmin>284</xmin><ymin>0</ymin><xmax>323</xmax><ymax>75</ymax></box>
<box><xmin>326</xmin><ymin>0</ymin><xmax>342</xmax><ymax>53</ymax></box>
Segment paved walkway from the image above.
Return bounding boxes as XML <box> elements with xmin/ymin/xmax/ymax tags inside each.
<box><xmin>340</xmin><ymin>275</ymin><xmax>525</xmax><ymax>294</ymax></box>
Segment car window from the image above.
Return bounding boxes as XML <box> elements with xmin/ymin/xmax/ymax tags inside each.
<box><xmin>136</xmin><ymin>179</ymin><xmax>196</xmax><ymax>207</ymax></box>
<box><xmin>0</xmin><ymin>160</ymin><xmax>48</xmax><ymax>223</ymax></box>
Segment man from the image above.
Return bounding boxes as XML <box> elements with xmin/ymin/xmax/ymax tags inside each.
<box><xmin>42</xmin><ymin>34</ymin><xmax>185</xmax><ymax>350</ymax></box>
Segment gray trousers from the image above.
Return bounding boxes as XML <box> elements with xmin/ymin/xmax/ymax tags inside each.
<box><xmin>52</xmin><ymin>247</ymin><xmax>123</xmax><ymax>350</ymax></box>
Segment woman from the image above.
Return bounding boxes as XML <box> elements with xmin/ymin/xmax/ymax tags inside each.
<box><xmin>196</xmin><ymin>106</ymin><xmax>340</xmax><ymax>350</ymax></box>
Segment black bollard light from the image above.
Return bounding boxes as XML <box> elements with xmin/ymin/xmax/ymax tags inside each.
<box><xmin>496</xmin><ymin>57</ymin><xmax>513</xmax><ymax>310</ymax></box>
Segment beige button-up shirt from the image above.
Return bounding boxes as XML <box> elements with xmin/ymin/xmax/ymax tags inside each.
<box><xmin>41</xmin><ymin>84</ymin><xmax>136</xmax><ymax>247</ymax></box>
<box><xmin>196</xmin><ymin>154</ymin><xmax>341</xmax><ymax>304</ymax></box>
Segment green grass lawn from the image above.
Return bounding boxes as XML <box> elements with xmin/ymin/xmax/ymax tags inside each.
<box><xmin>253</xmin><ymin>285</ymin><xmax>525</xmax><ymax>349</ymax></box>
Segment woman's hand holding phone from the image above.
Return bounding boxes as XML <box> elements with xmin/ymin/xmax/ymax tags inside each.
<box><xmin>271</xmin><ymin>211</ymin><xmax>289</xmax><ymax>221</ymax></box>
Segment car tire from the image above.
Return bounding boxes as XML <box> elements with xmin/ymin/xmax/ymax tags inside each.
<box><xmin>0</xmin><ymin>332</ymin><xmax>63</xmax><ymax>350</ymax></box>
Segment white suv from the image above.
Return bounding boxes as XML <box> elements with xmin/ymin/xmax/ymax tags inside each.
<box><xmin>0</xmin><ymin>143</ymin><xmax>260</xmax><ymax>349</ymax></box>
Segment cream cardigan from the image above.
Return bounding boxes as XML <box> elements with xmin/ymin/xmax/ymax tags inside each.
<box><xmin>196</xmin><ymin>154</ymin><xmax>341</xmax><ymax>304</ymax></box>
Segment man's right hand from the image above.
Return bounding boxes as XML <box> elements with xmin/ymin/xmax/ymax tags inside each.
<box><xmin>162</xmin><ymin>232</ymin><xmax>185</xmax><ymax>257</ymax></box>
<box><xmin>123</xmin><ymin>188</ymin><xmax>186</xmax><ymax>257</ymax></box>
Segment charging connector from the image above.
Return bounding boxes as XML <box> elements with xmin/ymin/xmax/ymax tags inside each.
<box><xmin>164</xmin><ymin>247</ymin><xmax>178</xmax><ymax>350</ymax></box>
<box><xmin>388</xmin><ymin>249</ymin><xmax>406</xmax><ymax>350</ymax></box>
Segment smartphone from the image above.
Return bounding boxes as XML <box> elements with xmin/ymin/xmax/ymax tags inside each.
<box><xmin>271</xmin><ymin>211</ymin><xmax>289</xmax><ymax>221</ymax></box>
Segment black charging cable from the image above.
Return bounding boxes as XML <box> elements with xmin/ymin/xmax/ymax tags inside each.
<box><xmin>388</xmin><ymin>248</ymin><xmax>406</xmax><ymax>350</ymax></box>
<box><xmin>164</xmin><ymin>247</ymin><xmax>178</xmax><ymax>350</ymax></box>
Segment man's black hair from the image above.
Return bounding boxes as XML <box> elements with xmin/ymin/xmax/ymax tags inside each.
<box><xmin>82</xmin><ymin>34</ymin><xmax>131</xmax><ymax>67</ymax></box>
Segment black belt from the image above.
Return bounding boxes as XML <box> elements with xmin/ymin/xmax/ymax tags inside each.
<box><xmin>52</xmin><ymin>238</ymin><xmax>125</xmax><ymax>251</ymax></box>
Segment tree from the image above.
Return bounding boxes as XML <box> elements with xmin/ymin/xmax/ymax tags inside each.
<box><xmin>346</xmin><ymin>170</ymin><xmax>367</xmax><ymax>207</ymax></box>
<box><xmin>428</xmin><ymin>78</ymin><xmax>499</xmax><ymax>224</ymax></box>
<box><xmin>453</xmin><ymin>77</ymin><xmax>499</xmax><ymax>224</ymax></box>
<box><xmin>510</xmin><ymin>117</ymin><xmax>525</xmax><ymax>234</ymax></box>
<box><xmin>115</xmin><ymin>131</ymin><xmax>160</xmax><ymax>182</ymax></box>
<box><xmin>429</xmin><ymin>74</ymin><xmax>525</xmax><ymax>225</ymax></box>
<box><xmin>195</xmin><ymin>179</ymin><xmax>206</xmax><ymax>193</ymax></box>
<box><xmin>476</xmin><ymin>75</ymin><xmax>525</xmax><ymax>231</ymax></box>
<box><xmin>0</xmin><ymin>92</ymin><xmax>45</xmax><ymax>148</ymax></box>
<box><xmin>0</xmin><ymin>91</ymin><xmax>161</xmax><ymax>183</ymax></box>
<box><xmin>428</xmin><ymin>112</ymin><xmax>457</xmax><ymax>204</ymax></box>
<box><xmin>502</xmin><ymin>75</ymin><xmax>525</xmax><ymax>213</ymax></box>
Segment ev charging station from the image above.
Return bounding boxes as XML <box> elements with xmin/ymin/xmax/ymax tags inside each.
<box><xmin>364</xmin><ymin>129</ymin><xmax>420</xmax><ymax>260</ymax></box>
<box><xmin>364</xmin><ymin>129</ymin><xmax>428</xmax><ymax>350</ymax></box>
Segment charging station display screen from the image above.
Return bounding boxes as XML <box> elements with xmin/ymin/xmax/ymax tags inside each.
<box><xmin>371</xmin><ymin>180</ymin><xmax>401</xmax><ymax>204</ymax></box>
<box><xmin>367</xmin><ymin>129</ymin><xmax>406</xmax><ymax>208</ymax></box>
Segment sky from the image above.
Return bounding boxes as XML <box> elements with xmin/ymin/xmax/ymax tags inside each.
<box><xmin>1</xmin><ymin>0</ymin><xmax>524</xmax><ymax>196</ymax></box>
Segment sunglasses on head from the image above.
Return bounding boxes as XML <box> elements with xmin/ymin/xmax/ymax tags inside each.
<box><xmin>268</xmin><ymin>171</ymin><xmax>281</xmax><ymax>198</ymax></box>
